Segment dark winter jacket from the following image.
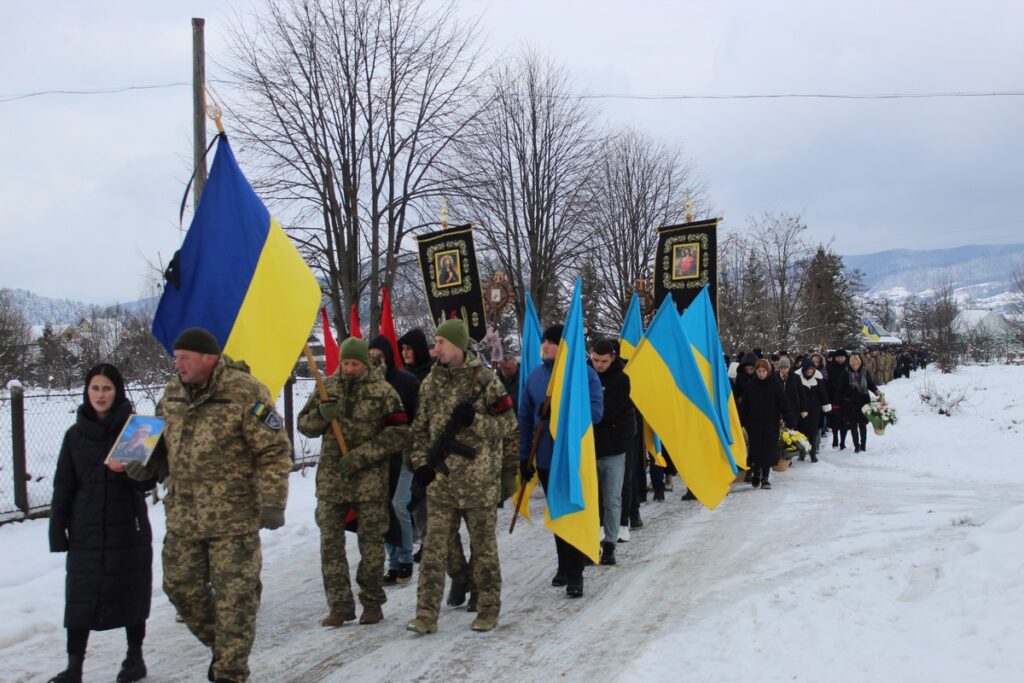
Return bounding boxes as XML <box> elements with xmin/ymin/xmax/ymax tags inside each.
<box><xmin>49</xmin><ymin>400</ymin><xmax>153</xmax><ymax>631</ymax></box>
<box><xmin>397</xmin><ymin>328</ymin><xmax>434</xmax><ymax>382</ymax></box>
<box><xmin>826</xmin><ymin>359</ymin><xmax>849</xmax><ymax>410</ymax></box>
<box><xmin>841</xmin><ymin>364</ymin><xmax>879</xmax><ymax>426</ymax></box>
<box><xmin>369</xmin><ymin>335</ymin><xmax>420</xmax><ymax>421</ymax></box>
<box><xmin>500</xmin><ymin>368</ymin><xmax>520</xmax><ymax>416</ymax></box>
<box><xmin>779</xmin><ymin>370</ymin><xmax>801</xmax><ymax>420</ymax></box>
<box><xmin>592</xmin><ymin>358</ymin><xmax>636</xmax><ymax>457</ymax></box>
<box><xmin>797</xmin><ymin>368</ymin><xmax>830</xmax><ymax>439</ymax></box>
<box><xmin>733</xmin><ymin>352</ymin><xmax>758</xmax><ymax>403</ymax></box>
<box><xmin>739</xmin><ymin>374</ymin><xmax>796</xmax><ymax>467</ymax></box>
<box><xmin>519</xmin><ymin>359</ymin><xmax>603</xmax><ymax>469</ymax></box>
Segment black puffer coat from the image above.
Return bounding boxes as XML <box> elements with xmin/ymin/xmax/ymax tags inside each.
<box><xmin>49</xmin><ymin>400</ymin><xmax>153</xmax><ymax>630</ymax></box>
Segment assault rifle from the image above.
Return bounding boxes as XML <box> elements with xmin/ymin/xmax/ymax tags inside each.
<box><xmin>425</xmin><ymin>401</ymin><xmax>478</xmax><ymax>477</ymax></box>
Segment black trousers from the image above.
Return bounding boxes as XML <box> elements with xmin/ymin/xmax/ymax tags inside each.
<box><xmin>537</xmin><ymin>467</ymin><xmax>585</xmax><ymax>580</ymax></box>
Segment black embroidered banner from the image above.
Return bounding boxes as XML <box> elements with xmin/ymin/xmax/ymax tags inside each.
<box><xmin>415</xmin><ymin>224</ymin><xmax>487</xmax><ymax>341</ymax></box>
<box><xmin>653</xmin><ymin>218</ymin><xmax>720</xmax><ymax>315</ymax></box>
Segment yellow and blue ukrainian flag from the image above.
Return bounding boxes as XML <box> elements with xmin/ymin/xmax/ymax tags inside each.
<box><xmin>513</xmin><ymin>291</ymin><xmax>543</xmax><ymax>520</ymax></box>
<box><xmin>619</xmin><ymin>293</ymin><xmax>666</xmax><ymax>467</ymax></box>
<box><xmin>545</xmin><ymin>277</ymin><xmax>601</xmax><ymax>563</ymax></box>
<box><xmin>679</xmin><ymin>286</ymin><xmax>747</xmax><ymax>471</ymax></box>
<box><xmin>152</xmin><ymin>134</ymin><xmax>321</xmax><ymax>398</ymax></box>
<box><xmin>624</xmin><ymin>296</ymin><xmax>735</xmax><ymax>509</ymax></box>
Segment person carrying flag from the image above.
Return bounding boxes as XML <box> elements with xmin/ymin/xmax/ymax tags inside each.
<box><xmin>297</xmin><ymin>338</ymin><xmax>410</xmax><ymax>628</ymax></box>
<box><xmin>518</xmin><ymin>324</ymin><xmax>603</xmax><ymax>597</ymax></box>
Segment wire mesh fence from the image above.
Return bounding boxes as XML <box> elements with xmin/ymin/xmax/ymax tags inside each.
<box><xmin>1</xmin><ymin>378</ymin><xmax>323</xmax><ymax>524</ymax></box>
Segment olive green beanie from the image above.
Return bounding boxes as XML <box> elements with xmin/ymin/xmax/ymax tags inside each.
<box><xmin>434</xmin><ymin>319</ymin><xmax>469</xmax><ymax>351</ymax></box>
<box><xmin>340</xmin><ymin>337</ymin><xmax>370</xmax><ymax>366</ymax></box>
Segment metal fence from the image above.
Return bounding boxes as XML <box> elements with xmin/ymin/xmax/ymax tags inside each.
<box><xmin>1</xmin><ymin>378</ymin><xmax>323</xmax><ymax>524</ymax></box>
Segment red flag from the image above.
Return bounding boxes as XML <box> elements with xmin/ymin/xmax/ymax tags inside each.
<box><xmin>379</xmin><ymin>286</ymin><xmax>403</xmax><ymax>369</ymax></box>
<box><xmin>319</xmin><ymin>307</ymin><xmax>339</xmax><ymax>376</ymax></box>
<box><xmin>350</xmin><ymin>303</ymin><xmax>363</xmax><ymax>339</ymax></box>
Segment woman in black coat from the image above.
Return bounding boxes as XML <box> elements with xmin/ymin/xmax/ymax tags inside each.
<box><xmin>739</xmin><ymin>359</ymin><xmax>796</xmax><ymax>489</ymax></box>
<box><xmin>796</xmin><ymin>358</ymin><xmax>831</xmax><ymax>462</ymax></box>
<box><xmin>841</xmin><ymin>352</ymin><xmax>880</xmax><ymax>453</ymax></box>
<box><xmin>48</xmin><ymin>364</ymin><xmax>154</xmax><ymax>683</ymax></box>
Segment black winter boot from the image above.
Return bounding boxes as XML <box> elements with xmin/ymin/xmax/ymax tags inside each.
<box><xmin>117</xmin><ymin>650</ymin><xmax>147</xmax><ymax>682</ymax></box>
<box><xmin>47</xmin><ymin>654</ymin><xmax>84</xmax><ymax>683</ymax></box>
<box><xmin>600</xmin><ymin>541</ymin><xmax>616</xmax><ymax>566</ymax></box>
<box><xmin>447</xmin><ymin>573</ymin><xmax>468</xmax><ymax>606</ymax></box>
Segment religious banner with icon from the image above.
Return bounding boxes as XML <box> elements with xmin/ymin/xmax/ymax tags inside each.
<box><xmin>653</xmin><ymin>218</ymin><xmax>720</xmax><ymax>315</ymax></box>
<box><xmin>415</xmin><ymin>224</ymin><xmax>488</xmax><ymax>341</ymax></box>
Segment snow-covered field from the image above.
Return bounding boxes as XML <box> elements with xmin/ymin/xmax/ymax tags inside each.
<box><xmin>2</xmin><ymin>364</ymin><xmax>1022</xmax><ymax>683</ymax></box>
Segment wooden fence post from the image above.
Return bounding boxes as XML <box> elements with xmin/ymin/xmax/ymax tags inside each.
<box><xmin>10</xmin><ymin>384</ymin><xmax>28</xmax><ymax>514</ymax></box>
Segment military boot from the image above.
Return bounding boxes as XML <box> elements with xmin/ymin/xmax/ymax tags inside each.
<box><xmin>406</xmin><ymin>617</ymin><xmax>438</xmax><ymax>634</ymax></box>
<box><xmin>471</xmin><ymin>612</ymin><xmax>498</xmax><ymax>632</ymax></box>
<box><xmin>359</xmin><ymin>605</ymin><xmax>384</xmax><ymax>625</ymax></box>
<box><xmin>321</xmin><ymin>607</ymin><xmax>357</xmax><ymax>627</ymax></box>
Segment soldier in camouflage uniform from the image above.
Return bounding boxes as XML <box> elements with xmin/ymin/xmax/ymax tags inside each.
<box><xmin>297</xmin><ymin>337</ymin><xmax>410</xmax><ymax>627</ymax></box>
<box><xmin>405</xmin><ymin>320</ymin><xmax>518</xmax><ymax>635</ymax></box>
<box><xmin>125</xmin><ymin>327</ymin><xmax>291</xmax><ymax>683</ymax></box>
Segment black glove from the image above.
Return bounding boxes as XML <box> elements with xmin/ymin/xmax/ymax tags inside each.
<box><xmin>49</xmin><ymin>524</ymin><xmax>69</xmax><ymax>553</ymax></box>
<box><xmin>451</xmin><ymin>402</ymin><xmax>475</xmax><ymax>428</ymax></box>
<box><xmin>413</xmin><ymin>466</ymin><xmax>436</xmax><ymax>488</ymax></box>
<box><xmin>259</xmin><ymin>507</ymin><xmax>285</xmax><ymax>530</ymax></box>
<box><xmin>519</xmin><ymin>460</ymin><xmax>535</xmax><ymax>481</ymax></box>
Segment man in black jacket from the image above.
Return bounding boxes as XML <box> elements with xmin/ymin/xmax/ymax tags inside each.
<box><xmin>590</xmin><ymin>339</ymin><xmax>637</xmax><ymax>566</ymax></box>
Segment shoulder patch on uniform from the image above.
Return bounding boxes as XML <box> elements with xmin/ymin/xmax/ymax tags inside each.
<box><xmin>251</xmin><ymin>401</ymin><xmax>283</xmax><ymax>430</ymax></box>
<box><xmin>383</xmin><ymin>411</ymin><xmax>409</xmax><ymax>426</ymax></box>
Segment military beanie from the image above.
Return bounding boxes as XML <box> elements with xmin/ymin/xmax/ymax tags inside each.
<box><xmin>435</xmin><ymin>319</ymin><xmax>469</xmax><ymax>351</ymax></box>
<box><xmin>172</xmin><ymin>327</ymin><xmax>221</xmax><ymax>355</ymax></box>
<box><xmin>340</xmin><ymin>337</ymin><xmax>370</xmax><ymax>366</ymax></box>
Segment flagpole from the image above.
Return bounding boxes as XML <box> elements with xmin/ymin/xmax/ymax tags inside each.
<box><xmin>302</xmin><ymin>344</ymin><xmax>350</xmax><ymax>454</ymax></box>
<box><xmin>191</xmin><ymin>18</ymin><xmax>207</xmax><ymax>207</ymax></box>
<box><xmin>509</xmin><ymin>397</ymin><xmax>549</xmax><ymax>533</ymax></box>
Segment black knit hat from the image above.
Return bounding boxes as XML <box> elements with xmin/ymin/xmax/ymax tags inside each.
<box><xmin>833</xmin><ymin>348</ymin><xmax>849</xmax><ymax>358</ymax></box>
<box><xmin>172</xmin><ymin>327</ymin><xmax>221</xmax><ymax>355</ymax></box>
<box><xmin>542</xmin><ymin>324</ymin><xmax>564</xmax><ymax>345</ymax></box>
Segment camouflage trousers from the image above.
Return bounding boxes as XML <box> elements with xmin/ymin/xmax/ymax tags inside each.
<box><xmin>163</xmin><ymin>532</ymin><xmax>261</xmax><ymax>683</ymax></box>
<box><xmin>316</xmin><ymin>499</ymin><xmax>388</xmax><ymax>612</ymax></box>
<box><xmin>416</xmin><ymin>502</ymin><xmax>500</xmax><ymax>624</ymax></box>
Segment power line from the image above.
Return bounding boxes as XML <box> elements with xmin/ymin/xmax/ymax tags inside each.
<box><xmin>2</xmin><ymin>80</ymin><xmax>1023</xmax><ymax>104</ymax></box>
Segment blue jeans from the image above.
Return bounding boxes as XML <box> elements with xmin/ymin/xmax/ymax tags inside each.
<box><xmin>386</xmin><ymin>465</ymin><xmax>414</xmax><ymax>567</ymax></box>
<box><xmin>596</xmin><ymin>454</ymin><xmax>625</xmax><ymax>545</ymax></box>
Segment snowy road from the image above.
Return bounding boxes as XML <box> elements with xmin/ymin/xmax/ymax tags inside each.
<box><xmin>3</xmin><ymin>365</ymin><xmax>1023</xmax><ymax>682</ymax></box>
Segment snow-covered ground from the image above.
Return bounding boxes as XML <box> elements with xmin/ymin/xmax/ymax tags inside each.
<box><xmin>2</xmin><ymin>364</ymin><xmax>1022</xmax><ymax>683</ymax></box>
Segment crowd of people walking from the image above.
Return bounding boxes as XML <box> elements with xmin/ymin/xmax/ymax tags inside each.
<box><xmin>44</xmin><ymin>316</ymin><xmax>926</xmax><ymax>682</ymax></box>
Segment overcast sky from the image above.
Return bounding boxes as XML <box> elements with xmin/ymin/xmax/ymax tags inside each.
<box><xmin>2</xmin><ymin>0</ymin><xmax>1022</xmax><ymax>304</ymax></box>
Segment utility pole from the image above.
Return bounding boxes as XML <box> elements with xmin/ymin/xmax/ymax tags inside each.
<box><xmin>192</xmin><ymin>17</ymin><xmax>207</xmax><ymax>208</ymax></box>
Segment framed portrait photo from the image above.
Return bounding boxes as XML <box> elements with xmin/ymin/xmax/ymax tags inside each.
<box><xmin>105</xmin><ymin>415</ymin><xmax>166</xmax><ymax>466</ymax></box>
<box><xmin>434</xmin><ymin>249</ymin><xmax>462</xmax><ymax>289</ymax></box>
<box><xmin>671</xmin><ymin>242</ymin><xmax>700</xmax><ymax>281</ymax></box>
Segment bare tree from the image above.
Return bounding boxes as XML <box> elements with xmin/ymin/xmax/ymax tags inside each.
<box><xmin>587</xmin><ymin>129</ymin><xmax>704</xmax><ymax>331</ymax></box>
<box><xmin>226</xmin><ymin>0</ymin><xmax>483</xmax><ymax>333</ymax></box>
<box><xmin>718</xmin><ymin>231</ymin><xmax>770</xmax><ymax>354</ymax></box>
<box><xmin>747</xmin><ymin>212</ymin><xmax>810</xmax><ymax>351</ymax></box>
<box><xmin>904</xmin><ymin>280</ymin><xmax>961</xmax><ymax>372</ymax></box>
<box><xmin>455</xmin><ymin>51</ymin><xmax>600</xmax><ymax>324</ymax></box>
<box><xmin>1006</xmin><ymin>265</ymin><xmax>1024</xmax><ymax>343</ymax></box>
<box><xmin>863</xmin><ymin>297</ymin><xmax>897</xmax><ymax>333</ymax></box>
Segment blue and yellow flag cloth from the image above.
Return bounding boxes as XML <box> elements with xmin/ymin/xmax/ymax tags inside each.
<box><xmin>152</xmin><ymin>134</ymin><xmax>321</xmax><ymax>398</ymax></box>
<box><xmin>625</xmin><ymin>297</ymin><xmax>735</xmax><ymax>509</ymax></box>
<box><xmin>513</xmin><ymin>291</ymin><xmax>543</xmax><ymax>521</ymax></box>
<box><xmin>679</xmin><ymin>286</ymin><xmax>747</xmax><ymax>471</ymax></box>
<box><xmin>862</xmin><ymin>320</ymin><xmax>882</xmax><ymax>343</ymax></box>
<box><xmin>618</xmin><ymin>292</ymin><xmax>643</xmax><ymax>361</ymax></box>
<box><xmin>544</xmin><ymin>277</ymin><xmax>601</xmax><ymax>563</ymax></box>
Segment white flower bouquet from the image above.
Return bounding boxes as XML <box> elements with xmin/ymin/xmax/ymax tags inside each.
<box><xmin>862</xmin><ymin>395</ymin><xmax>898</xmax><ymax>434</ymax></box>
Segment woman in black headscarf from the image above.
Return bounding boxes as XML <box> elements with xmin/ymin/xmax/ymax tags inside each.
<box><xmin>48</xmin><ymin>364</ymin><xmax>154</xmax><ymax>683</ymax></box>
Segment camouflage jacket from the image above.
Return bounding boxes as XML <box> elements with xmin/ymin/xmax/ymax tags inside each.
<box><xmin>297</xmin><ymin>363</ymin><xmax>409</xmax><ymax>503</ymax></box>
<box><xmin>149</xmin><ymin>357</ymin><xmax>292</xmax><ymax>541</ymax></box>
<box><xmin>409</xmin><ymin>349</ymin><xmax>518</xmax><ymax>508</ymax></box>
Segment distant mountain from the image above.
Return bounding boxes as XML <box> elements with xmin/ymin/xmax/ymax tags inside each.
<box><xmin>843</xmin><ymin>244</ymin><xmax>1024</xmax><ymax>305</ymax></box>
<box><xmin>2</xmin><ymin>288</ymin><xmax>157</xmax><ymax>327</ymax></box>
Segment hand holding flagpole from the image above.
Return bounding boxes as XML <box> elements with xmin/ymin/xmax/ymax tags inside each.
<box><xmin>302</xmin><ymin>344</ymin><xmax>349</xmax><ymax>454</ymax></box>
